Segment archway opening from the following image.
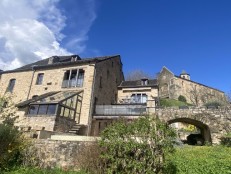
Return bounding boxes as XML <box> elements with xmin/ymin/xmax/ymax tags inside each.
<box><xmin>168</xmin><ymin>118</ymin><xmax>212</xmax><ymax>145</ymax></box>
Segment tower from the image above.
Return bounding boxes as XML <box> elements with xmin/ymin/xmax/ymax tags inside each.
<box><xmin>180</xmin><ymin>70</ymin><xmax>190</xmax><ymax>80</ymax></box>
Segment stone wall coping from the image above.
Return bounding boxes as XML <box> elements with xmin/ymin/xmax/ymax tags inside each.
<box><xmin>50</xmin><ymin>135</ymin><xmax>100</xmax><ymax>141</ymax></box>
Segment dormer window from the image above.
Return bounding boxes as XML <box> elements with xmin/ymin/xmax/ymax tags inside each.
<box><xmin>141</xmin><ymin>78</ymin><xmax>148</xmax><ymax>86</ymax></box>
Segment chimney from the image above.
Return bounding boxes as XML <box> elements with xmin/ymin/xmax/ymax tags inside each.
<box><xmin>48</xmin><ymin>56</ymin><xmax>59</xmax><ymax>64</ymax></box>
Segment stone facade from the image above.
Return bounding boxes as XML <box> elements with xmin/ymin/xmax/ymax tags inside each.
<box><xmin>0</xmin><ymin>55</ymin><xmax>124</xmax><ymax>135</ymax></box>
<box><xmin>158</xmin><ymin>67</ymin><xmax>226</xmax><ymax>106</ymax></box>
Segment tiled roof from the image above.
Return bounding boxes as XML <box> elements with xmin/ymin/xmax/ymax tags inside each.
<box><xmin>119</xmin><ymin>79</ymin><xmax>158</xmax><ymax>88</ymax></box>
<box><xmin>0</xmin><ymin>55</ymin><xmax>120</xmax><ymax>74</ymax></box>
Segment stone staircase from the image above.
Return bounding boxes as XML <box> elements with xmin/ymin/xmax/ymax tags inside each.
<box><xmin>68</xmin><ymin>124</ymin><xmax>86</xmax><ymax>135</ymax></box>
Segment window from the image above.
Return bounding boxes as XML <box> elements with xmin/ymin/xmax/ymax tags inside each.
<box><xmin>28</xmin><ymin>104</ymin><xmax>57</xmax><ymax>115</ymax></box>
<box><xmin>141</xmin><ymin>79</ymin><xmax>148</xmax><ymax>85</ymax></box>
<box><xmin>131</xmin><ymin>94</ymin><xmax>147</xmax><ymax>103</ymax></box>
<box><xmin>62</xmin><ymin>69</ymin><xmax>85</xmax><ymax>88</ymax></box>
<box><xmin>7</xmin><ymin>79</ymin><xmax>16</xmax><ymax>93</ymax></box>
<box><xmin>36</xmin><ymin>73</ymin><xmax>44</xmax><ymax>85</ymax></box>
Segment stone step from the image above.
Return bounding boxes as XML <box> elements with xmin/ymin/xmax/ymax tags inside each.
<box><xmin>68</xmin><ymin>124</ymin><xmax>85</xmax><ymax>134</ymax></box>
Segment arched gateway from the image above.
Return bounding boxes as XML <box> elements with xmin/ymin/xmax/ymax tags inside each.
<box><xmin>155</xmin><ymin>107</ymin><xmax>231</xmax><ymax>144</ymax></box>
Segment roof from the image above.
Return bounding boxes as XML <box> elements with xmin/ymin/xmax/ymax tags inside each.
<box><xmin>180</xmin><ymin>70</ymin><xmax>190</xmax><ymax>75</ymax></box>
<box><xmin>0</xmin><ymin>54</ymin><xmax>120</xmax><ymax>74</ymax></box>
<box><xmin>16</xmin><ymin>90</ymin><xmax>83</xmax><ymax>107</ymax></box>
<box><xmin>118</xmin><ymin>79</ymin><xmax>158</xmax><ymax>88</ymax></box>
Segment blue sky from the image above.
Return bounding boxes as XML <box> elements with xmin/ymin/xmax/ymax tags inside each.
<box><xmin>0</xmin><ymin>0</ymin><xmax>230</xmax><ymax>93</ymax></box>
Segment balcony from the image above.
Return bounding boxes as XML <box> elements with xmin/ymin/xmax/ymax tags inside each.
<box><xmin>62</xmin><ymin>80</ymin><xmax>83</xmax><ymax>88</ymax></box>
<box><xmin>94</xmin><ymin>104</ymin><xmax>147</xmax><ymax>117</ymax></box>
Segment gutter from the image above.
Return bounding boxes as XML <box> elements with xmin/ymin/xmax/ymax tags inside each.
<box><xmin>26</xmin><ymin>65</ymin><xmax>37</xmax><ymax>100</ymax></box>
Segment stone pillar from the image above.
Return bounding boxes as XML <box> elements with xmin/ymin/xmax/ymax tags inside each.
<box><xmin>147</xmin><ymin>99</ymin><xmax>156</xmax><ymax>114</ymax></box>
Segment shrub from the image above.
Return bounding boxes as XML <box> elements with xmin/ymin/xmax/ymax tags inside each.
<box><xmin>0</xmin><ymin>95</ymin><xmax>26</xmax><ymax>172</ymax></box>
<box><xmin>178</xmin><ymin>95</ymin><xmax>187</xmax><ymax>103</ymax></box>
<box><xmin>0</xmin><ymin>124</ymin><xmax>25</xmax><ymax>171</ymax></box>
<box><xmin>99</xmin><ymin>116</ymin><xmax>176</xmax><ymax>174</ymax></box>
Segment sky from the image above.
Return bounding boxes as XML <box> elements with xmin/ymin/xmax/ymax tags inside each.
<box><xmin>0</xmin><ymin>0</ymin><xmax>230</xmax><ymax>93</ymax></box>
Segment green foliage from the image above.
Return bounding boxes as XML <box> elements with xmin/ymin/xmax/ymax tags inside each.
<box><xmin>0</xmin><ymin>96</ymin><xmax>26</xmax><ymax>172</ymax></box>
<box><xmin>220</xmin><ymin>136</ymin><xmax>231</xmax><ymax>147</ymax></box>
<box><xmin>160</xmin><ymin>98</ymin><xmax>188</xmax><ymax>107</ymax></box>
<box><xmin>99</xmin><ymin>116</ymin><xmax>176</xmax><ymax>174</ymax></box>
<box><xmin>204</xmin><ymin>101</ymin><xmax>222</xmax><ymax>108</ymax></box>
<box><xmin>178</xmin><ymin>95</ymin><xmax>187</xmax><ymax>103</ymax></box>
<box><xmin>164</xmin><ymin>146</ymin><xmax>231</xmax><ymax>174</ymax></box>
<box><xmin>0</xmin><ymin>124</ymin><xmax>25</xmax><ymax>171</ymax></box>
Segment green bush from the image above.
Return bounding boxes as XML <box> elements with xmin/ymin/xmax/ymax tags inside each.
<box><xmin>220</xmin><ymin>134</ymin><xmax>231</xmax><ymax>147</ymax></box>
<box><xmin>99</xmin><ymin>116</ymin><xmax>176</xmax><ymax>174</ymax></box>
<box><xmin>0</xmin><ymin>96</ymin><xmax>26</xmax><ymax>172</ymax></box>
<box><xmin>178</xmin><ymin>95</ymin><xmax>187</xmax><ymax>103</ymax></box>
<box><xmin>164</xmin><ymin>146</ymin><xmax>231</xmax><ymax>174</ymax></box>
<box><xmin>0</xmin><ymin>124</ymin><xmax>25</xmax><ymax>171</ymax></box>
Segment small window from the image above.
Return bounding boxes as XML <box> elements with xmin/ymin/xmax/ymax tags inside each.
<box><xmin>36</xmin><ymin>73</ymin><xmax>44</xmax><ymax>85</ymax></box>
<box><xmin>7</xmin><ymin>79</ymin><xmax>16</xmax><ymax>93</ymax></box>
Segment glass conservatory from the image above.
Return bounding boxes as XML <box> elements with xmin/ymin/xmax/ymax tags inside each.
<box><xmin>27</xmin><ymin>90</ymin><xmax>83</xmax><ymax>123</ymax></box>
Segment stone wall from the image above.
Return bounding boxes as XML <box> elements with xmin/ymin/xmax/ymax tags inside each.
<box><xmin>30</xmin><ymin>139</ymin><xmax>96</xmax><ymax>170</ymax></box>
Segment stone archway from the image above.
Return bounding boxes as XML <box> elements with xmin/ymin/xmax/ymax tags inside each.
<box><xmin>168</xmin><ymin>117</ymin><xmax>212</xmax><ymax>144</ymax></box>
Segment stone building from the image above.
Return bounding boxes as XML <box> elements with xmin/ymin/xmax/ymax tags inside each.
<box><xmin>0</xmin><ymin>55</ymin><xmax>124</xmax><ymax>135</ymax></box>
<box><xmin>117</xmin><ymin>78</ymin><xmax>158</xmax><ymax>111</ymax></box>
<box><xmin>158</xmin><ymin>66</ymin><xmax>226</xmax><ymax>106</ymax></box>
<box><xmin>91</xmin><ymin>78</ymin><xmax>158</xmax><ymax>135</ymax></box>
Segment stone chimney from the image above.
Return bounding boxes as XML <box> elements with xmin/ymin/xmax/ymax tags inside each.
<box><xmin>71</xmin><ymin>55</ymin><xmax>81</xmax><ymax>62</ymax></box>
<box><xmin>48</xmin><ymin>56</ymin><xmax>59</xmax><ymax>64</ymax></box>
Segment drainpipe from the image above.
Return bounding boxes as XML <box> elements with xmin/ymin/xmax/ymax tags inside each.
<box><xmin>27</xmin><ymin>65</ymin><xmax>37</xmax><ymax>100</ymax></box>
<box><xmin>87</xmin><ymin>64</ymin><xmax>96</xmax><ymax>136</ymax></box>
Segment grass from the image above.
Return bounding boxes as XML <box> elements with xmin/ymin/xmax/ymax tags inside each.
<box><xmin>165</xmin><ymin>146</ymin><xmax>231</xmax><ymax>174</ymax></box>
<box><xmin>160</xmin><ymin>98</ymin><xmax>190</xmax><ymax>107</ymax></box>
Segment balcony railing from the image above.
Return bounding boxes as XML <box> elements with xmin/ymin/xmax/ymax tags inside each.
<box><xmin>62</xmin><ymin>80</ymin><xmax>83</xmax><ymax>88</ymax></box>
<box><xmin>95</xmin><ymin>105</ymin><xmax>147</xmax><ymax>116</ymax></box>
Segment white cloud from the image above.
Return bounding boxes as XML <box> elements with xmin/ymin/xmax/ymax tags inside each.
<box><xmin>0</xmin><ymin>0</ymin><xmax>97</xmax><ymax>70</ymax></box>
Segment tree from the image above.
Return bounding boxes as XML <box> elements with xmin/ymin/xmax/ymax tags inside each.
<box><xmin>126</xmin><ymin>70</ymin><xmax>151</xmax><ymax>81</ymax></box>
<box><xmin>0</xmin><ymin>95</ymin><xmax>26</xmax><ymax>171</ymax></box>
<box><xmin>99</xmin><ymin>116</ymin><xmax>176</xmax><ymax>174</ymax></box>
<box><xmin>178</xmin><ymin>95</ymin><xmax>187</xmax><ymax>103</ymax></box>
